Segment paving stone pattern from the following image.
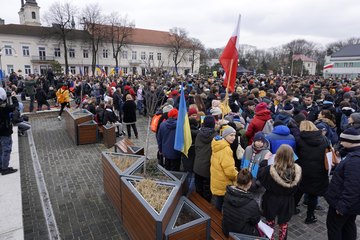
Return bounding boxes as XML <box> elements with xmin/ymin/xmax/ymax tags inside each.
<box><xmin>20</xmin><ymin>112</ymin><xmax>360</xmax><ymax>240</ymax></box>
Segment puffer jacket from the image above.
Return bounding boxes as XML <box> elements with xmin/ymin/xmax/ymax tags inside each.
<box><xmin>157</xmin><ymin>118</ymin><xmax>181</xmax><ymax>160</ymax></box>
<box><xmin>210</xmin><ymin>137</ymin><xmax>238</xmax><ymax>196</ymax></box>
<box><xmin>245</xmin><ymin>109</ymin><xmax>272</xmax><ymax>145</ymax></box>
<box><xmin>222</xmin><ymin>185</ymin><xmax>261</xmax><ymax>237</ymax></box>
<box><xmin>193</xmin><ymin>127</ymin><xmax>217</xmax><ymax>178</ymax></box>
<box><xmin>266</xmin><ymin>125</ymin><xmax>296</xmax><ymax>153</ymax></box>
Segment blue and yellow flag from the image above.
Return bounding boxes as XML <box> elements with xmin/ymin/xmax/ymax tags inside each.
<box><xmin>109</xmin><ymin>68</ymin><xmax>115</xmax><ymax>76</ymax></box>
<box><xmin>174</xmin><ymin>83</ymin><xmax>192</xmax><ymax>157</ymax></box>
<box><xmin>95</xmin><ymin>65</ymin><xmax>102</xmax><ymax>75</ymax></box>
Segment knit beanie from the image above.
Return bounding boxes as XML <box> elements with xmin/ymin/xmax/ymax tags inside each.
<box><xmin>283</xmin><ymin>103</ymin><xmax>294</xmax><ymax>114</ymax></box>
<box><xmin>203</xmin><ymin>116</ymin><xmax>215</xmax><ymax>128</ymax></box>
<box><xmin>255</xmin><ymin>102</ymin><xmax>268</xmax><ymax>112</ymax></box>
<box><xmin>210</xmin><ymin>107</ymin><xmax>222</xmax><ymax>116</ymax></box>
<box><xmin>162</xmin><ymin>104</ymin><xmax>173</xmax><ymax>113</ymax></box>
<box><xmin>188</xmin><ymin>108</ymin><xmax>198</xmax><ymax>116</ymax></box>
<box><xmin>221</xmin><ymin>126</ymin><xmax>236</xmax><ymax>138</ymax></box>
<box><xmin>253</xmin><ymin>132</ymin><xmax>266</xmax><ymax>143</ymax></box>
<box><xmin>212</xmin><ymin>100</ymin><xmax>221</xmax><ymax>108</ymax></box>
<box><xmin>340</xmin><ymin>127</ymin><xmax>360</xmax><ymax>143</ymax></box>
<box><xmin>168</xmin><ymin>109</ymin><xmax>178</xmax><ymax>119</ymax></box>
<box><xmin>166</xmin><ymin>98</ymin><xmax>174</xmax><ymax>106</ymax></box>
<box><xmin>350</xmin><ymin>113</ymin><xmax>360</xmax><ymax>124</ymax></box>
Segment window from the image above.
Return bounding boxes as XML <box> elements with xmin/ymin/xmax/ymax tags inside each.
<box><xmin>349</xmin><ymin>62</ymin><xmax>354</xmax><ymax>67</ymax></box>
<box><xmin>69</xmin><ymin>48</ymin><xmax>75</xmax><ymax>58</ymax></box>
<box><xmin>22</xmin><ymin>46</ymin><xmax>30</xmax><ymax>56</ymax></box>
<box><xmin>83</xmin><ymin>49</ymin><xmax>89</xmax><ymax>58</ymax></box>
<box><xmin>141</xmin><ymin>51</ymin><xmax>146</xmax><ymax>60</ymax></box>
<box><xmin>24</xmin><ymin>65</ymin><xmax>31</xmax><ymax>75</ymax></box>
<box><xmin>123</xmin><ymin>67</ymin><xmax>128</xmax><ymax>74</ymax></box>
<box><xmin>122</xmin><ymin>51</ymin><xmax>128</xmax><ymax>59</ymax></box>
<box><xmin>103</xmin><ymin>49</ymin><xmax>109</xmax><ymax>58</ymax></box>
<box><xmin>132</xmin><ymin>51</ymin><xmax>137</xmax><ymax>60</ymax></box>
<box><xmin>344</xmin><ymin>63</ymin><xmax>348</xmax><ymax>68</ymax></box>
<box><xmin>54</xmin><ymin>48</ymin><xmax>61</xmax><ymax>57</ymax></box>
<box><xmin>39</xmin><ymin>47</ymin><xmax>46</xmax><ymax>60</ymax></box>
<box><xmin>308</xmin><ymin>63</ymin><xmax>310</xmax><ymax>67</ymax></box>
<box><xmin>32</xmin><ymin>12</ymin><xmax>36</xmax><ymax>19</ymax></box>
<box><xmin>157</xmin><ymin>53</ymin><xmax>162</xmax><ymax>61</ymax></box>
<box><xmin>188</xmin><ymin>55</ymin><xmax>192</xmax><ymax>61</ymax></box>
<box><xmin>7</xmin><ymin>65</ymin><xmax>14</xmax><ymax>74</ymax></box>
<box><xmin>4</xmin><ymin>45</ymin><xmax>13</xmax><ymax>56</ymax></box>
<box><xmin>70</xmin><ymin>66</ymin><xmax>76</xmax><ymax>74</ymax></box>
<box><xmin>149</xmin><ymin>52</ymin><xmax>154</xmax><ymax>60</ymax></box>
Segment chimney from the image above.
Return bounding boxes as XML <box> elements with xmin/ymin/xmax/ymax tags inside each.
<box><xmin>21</xmin><ymin>0</ymin><xmax>24</xmax><ymax>7</ymax></box>
<box><xmin>0</xmin><ymin>18</ymin><xmax>5</xmax><ymax>25</ymax></box>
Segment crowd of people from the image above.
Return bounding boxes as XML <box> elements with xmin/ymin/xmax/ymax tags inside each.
<box><xmin>1</xmin><ymin>71</ymin><xmax>360</xmax><ymax>239</ymax></box>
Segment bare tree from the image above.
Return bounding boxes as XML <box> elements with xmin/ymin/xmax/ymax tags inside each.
<box><xmin>326</xmin><ymin>37</ymin><xmax>360</xmax><ymax>55</ymax></box>
<box><xmin>107</xmin><ymin>13</ymin><xmax>135</xmax><ymax>72</ymax></box>
<box><xmin>188</xmin><ymin>38</ymin><xmax>204</xmax><ymax>73</ymax></box>
<box><xmin>82</xmin><ymin>3</ymin><xmax>106</xmax><ymax>75</ymax></box>
<box><xmin>168</xmin><ymin>27</ymin><xmax>190</xmax><ymax>75</ymax></box>
<box><xmin>43</xmin><ymin>1</ymin><xmax>77</xmax><ymax>75</ymax></box>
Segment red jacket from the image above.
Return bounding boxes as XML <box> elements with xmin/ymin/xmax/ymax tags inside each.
<box><xmin>245</xmin><ymin>109</ymin><xmax>272</xmax><ymax>145</ymax></box>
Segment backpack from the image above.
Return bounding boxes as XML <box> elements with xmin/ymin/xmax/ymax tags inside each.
<box><xmin>57</xmin><ymin>89</ymin><xmax>66</xmax><ymax>103</ymax></box>
<box><xmin>150</xmin><ymin>114</ymin><xmax>162</xmax><ymax>133</ymax></box>
<box><xmin>262</xmin><ymin>119</ymin><xmax>274</xmax><ymax>135</ymax></box>
<box><xmin>340</xmin><ymin>113</ymin><xmax>348</xmax><ymax>131</ymax></box>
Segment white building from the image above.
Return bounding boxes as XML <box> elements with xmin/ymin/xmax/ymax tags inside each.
<box><xmin>323</xmin><ymin>45</ymin><xmax>360</xmax><ymax>79</ymax></box>
<box><xmin>0</xmin><ymin>0</ymin><xmax>200</xmax><ymax>77</ymax></box>
<box><xmin>292</xmin><ymin>54</ymin><xmax>317</xmax><ymax>75</ymax></box>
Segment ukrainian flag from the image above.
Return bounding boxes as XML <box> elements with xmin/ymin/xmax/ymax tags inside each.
<box><xmin>174</xmin><ymin>83</ymin><xmax>192</xmax><ymax>157</ymax></box>
<box><xmin>109</xmin><ymin>68</ymin><xmax>115</xmax><ymax>76</ymax></box>
<box><xmin>95</xmin><ymin>65</ymin><xmax>102</xmax><ymax>75</ymax></box>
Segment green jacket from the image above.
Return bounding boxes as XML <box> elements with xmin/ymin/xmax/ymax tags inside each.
<box><xmin>24</xmin><ymin>80</ymin><xmax>36</xmax><ymax>96</ymax></box>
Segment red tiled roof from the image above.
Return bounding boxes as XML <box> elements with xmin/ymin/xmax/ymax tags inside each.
<box><xmin>292</xmin><ymin>54</ymin><xmax>316</xmax><ymax>62</ymax></box>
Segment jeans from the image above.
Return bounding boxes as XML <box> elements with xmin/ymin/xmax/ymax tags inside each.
<box><xmin>137</xmin><ymin>100</ymin><xmax>144</xmax><ymax>114</ymax></box>
<box><xmin>195</xmin><ymin>174</ymin><xmax>212</xmax><ymax>202</ymax></box>
<box><xmin>213</xmin><ymin>195</ymin><xmax>224</xmax><ymax>212</ymax></box>
<box><xmin>126</xmin><ymin>123</ymin><xmax>138</xmax><ymax>138</ymax></box>
<box><xmin>16</xmin><ymin>122</ymin><xmax>31</xmax><ymax>133</ymax></box>
<box><xmin>59</xmin><ymin>102</ymin><xmax>69</xmax><ymax>116</ymax></box>
<box><xmin>327</xmin><ymin>206</ymin><xmax>357</xmax><ymax>240</ymax></box>
<box><xmin>0</xmin><ymin>136</ymin><xmax>13</xmax><ymax>169</ymax></box>
<box><xmin>29</xmin><ymin>95</ymin><xmax>35</xmax><ymax>112</ymax></box>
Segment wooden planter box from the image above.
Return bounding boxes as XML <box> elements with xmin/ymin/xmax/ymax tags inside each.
<box><xmin>101</xmin><ymin>152</ymin><xmax>144</xmax><ymax>221</ymax></box>
<box><xmin>65</xmin><ymin>109</ymin><xmax>93</xmax><ymax>145</ymax></box>
<box><xmin>121</xmin><ymin>176</ymin><xmax>181</xmax><ymax>240</ymax></box>
<box><xmin>100</xmin><ymin>124</ymin><xmax>116</xmax><ymax>148</ymax></box>
<box><xmin>78</xmin><ymin>120</ymin><xmax>98</xmax><ymax>145</ymax></box>
<box><xmin>229</xmin><ymin>232</ymin><xmax>268</xmax><ymax>240</ymax></box>
<box><xmin>169</xmin><ymin>171</ymin><xmax>189</xmax><ymax>196</ymax></box>
<box><xmin>165</xmin><ymin>196</ymin><xmax>210</xmax><ymax>240</ymax></box>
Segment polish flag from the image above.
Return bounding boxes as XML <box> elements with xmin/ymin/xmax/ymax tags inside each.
<box><xmin>219</xmin><ymin>15</ymin><xmax>241</xmax><ymax>92</ymax></box>
<box><xmin>323</xmin><ymin>63</ymin><xmax>334</xmax><ymax>70</ymax></box>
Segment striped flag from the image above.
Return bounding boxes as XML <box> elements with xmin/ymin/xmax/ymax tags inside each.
<box><xmin>174</xmin><ymin>83</ymin><xmax>192</xmax><ymax>157</ymax></box>
<box><xmin>323</xmin><ymin>63</ymin><xmax>334</xmax><ymax>70</ymax></box>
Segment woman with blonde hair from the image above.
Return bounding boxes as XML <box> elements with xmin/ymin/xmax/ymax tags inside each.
<box><xmin>258</xmin><ymin>144</ymin><xmax>301</xmax><ymax>240</ymax></box>
<box><xmin>295</xmin><ymin>120</ymin><xmax>329</xmax><ymax>224</ymax></box>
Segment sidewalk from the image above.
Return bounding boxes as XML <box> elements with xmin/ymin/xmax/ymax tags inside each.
<box><xmin>0</xmin><ymin>127</ymin><xmax>24</xmax><ymax>240</ymax></box>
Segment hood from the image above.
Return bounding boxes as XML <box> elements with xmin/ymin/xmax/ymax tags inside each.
<box><xmin>197</xmin><ymin>127</ymin><xmax>217</xmax><ymax>144</ymax></box>
<box><xmin>341</xmin><ymin>107</ymin><xmax>355</xmax><ymax>116</ymax></box>
<box><xmin>299</xmin><ymin>130</ymin><xmax>324</xmax><ymax>146</ymax></box>
<box><xmin>317</xmin><ymin>118</ymin><xmax>336</xmax><ymax>128</ymax></box>
<box><xmin>124</xmin><ymin>85</ymin><xmax>131</xmax><ymax>90</ymax></box>
<box><xmin>211</xmin><ymin>137</ymin><xmax>230</xmax><ymax>154</ymax></box>
<box><xmin>164</xmin><ymin>118</ymin><xmax>177</xmax><ymax>129</ymax></box>
<box><xmin>276</xmin><ymin>112</ymin><xmax>292</xmax><ymax>125</ymax></box>
<box><xmin>255</xmin><ymin>109</ymin><xmax>272</xmax><ymax>121</ymax></box>
<box><xmin>272</xmin><ymin>125</ymin><xmax>290</xmax><ymax>136</ymax></box>
<box><xmin>225</xmin><ymin>185</ymin><xmax>253</xmax><ymax>207</ymax></box>
<box><xmin>270</xmin><ymin>164</ymin><xmax>302</xmax><ymax>188</ymax></box>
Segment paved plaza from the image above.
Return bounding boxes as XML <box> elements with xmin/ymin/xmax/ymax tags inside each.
<box><xmin>18</xmin><ymin>111</ymin><xmax>360</xmax><ymax>240</ymax></box>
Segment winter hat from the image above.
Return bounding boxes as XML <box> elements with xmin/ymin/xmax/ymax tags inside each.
<box><xmin>203</xmin><ymin>116</ymin><xmax>215</xmax><ymax>128</ymax></box>
<box><xmin>221</xmin><ymin>126</ymin><xmax>236</xmax><ymax>138</ymax></box>
<box><xmin>210</xmin><ymin>107</ymin><xmax>222</xmax><ymax>116</ymax></box>
<box><xmin>168</xmin><ymin>109</ymin><xmax>178</xmax><ymax>119</ymax></box>
<box><xmin>0</xmin><ymin>87</ymin><xmax>6</xmax><ymax>101</ymax></box>
<box><xmin>340</xmin><ymin>127</ymin><xmax>360</xmax><ymax>143</ymax></box>
<box><xmin>350</xmin><ymin>113</ymin><xmax>360</xmax><ymax>124</ymax></box>
<box><xmin>229</xmin><ymin>103</ymin><xmax>240</xmax><ymax>113</ymax></box>
<box><xmin>343</xmin><ymin>92</ymin><xmax>351</xmax><ymax>99</ymax></box>
<box><xmin>162</xmin><ymin>104</ymin><xmax>173</xmax><ymax>113</ymax></box>
<box><xmin>283</xmin><ymin>103</ymin><xmax>294</xmax><ymax>114</ymax></box>
<box><xmin>255</xmin><ymin>102</ymin><xmax>268</xmax><ymax>112</ymax></box>
<box><xmin>212</xmin><ymin>100</ymin><xmax>221</xmax><ymax>108</ymax></box>
<box><xmin>166</xmin><ymin>98</ymin><xmax>174</xmax><ymax>106</ymax></box>
<box><xmin>253</xmin><ymin>132</ymin><xmax>267</xmax><ymax>143</ymax></box>
<box><xmin>262</xmin><ymin>97</ymin><xmax>272</xmax><ymax>105</ymax></box>
<box><xmin>188</xmin><ymin>107</ymin><xmax>198</xmax><ymax>116</ymax></box>
<box><xmin>293</xmin><ymin>112</ymin><xmax>306</xmax><ymax>125</ymax></box>
<box><xmin>343</xmin><ymin>86</ymin><xmax>351</xmax><ymax>92</ymax></box>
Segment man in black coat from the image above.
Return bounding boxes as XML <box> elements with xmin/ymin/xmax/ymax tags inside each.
<box><xmin>325</xmin><ymin>127</ymin><xmax>360</xmax><ymax>240</ymax></box>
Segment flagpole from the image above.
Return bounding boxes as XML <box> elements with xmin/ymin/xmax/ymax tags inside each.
<box><xmin>222</xmin><ymin>59</ymin><xmax>234</xmax><ymax>120</ymax></box>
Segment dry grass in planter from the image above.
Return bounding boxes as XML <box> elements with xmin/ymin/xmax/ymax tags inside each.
<box><xmin>109</xmin><ymin>154</ymin><xmax>138</xmax><ymax>172</ymax></box>
<box><xmin>132</xmin><ymin>159</ymin><xmax>173</xmax><ymax>181</ymax></box>
<box><xmin>133</xmin><ymin>179</ymin><xmax>172</xmax><ymax>214</ymax></box>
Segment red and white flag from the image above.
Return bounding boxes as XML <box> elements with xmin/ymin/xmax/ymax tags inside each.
<box><xmin>219</xmin><ymin>15</ymin><xmax>241</xmax><ymax>92</ymax></box>
<box><xmin>323</xmin><ymin>63</ymin><xmax>334</xmax><ymax>70</ymax></box>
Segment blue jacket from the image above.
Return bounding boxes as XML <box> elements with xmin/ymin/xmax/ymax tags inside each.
<box><xmin>266</xmin><ymin>125</ymin><xmax>296</xmax><ymax>154</ymax></box>
<box><xmin>325</xmin><ymin>146</ymin><xmax>360</xmax><ymax>215</ymax></box>
<box><xmin>157</xmin><ymin>118</ymin><xmax>181</xmax><ymax>159</ymax></box>
<box><xmin>274</xmin><ymin>112</ymin><xmax>292</xmax><ymax>125</ymax></box>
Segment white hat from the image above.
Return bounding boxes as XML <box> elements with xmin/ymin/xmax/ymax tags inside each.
<box><xmin>0</xmin><ymin>87</ymin><xmax>6</xmax><ymax>101</ymax></box>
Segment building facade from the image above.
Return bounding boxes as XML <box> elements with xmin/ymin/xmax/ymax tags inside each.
<box><xmin>0</xmin><ymin>0</ymin><xmax>200</xmax><ymax>78</ymax></box>
<box><xmin>323</xmin><ymin>45</ymin><xmax>360</xmax><ymax>79</ymax></box>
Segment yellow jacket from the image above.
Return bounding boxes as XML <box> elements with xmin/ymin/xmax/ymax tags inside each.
<box><xmin>210</xmin><ymin>137</ymin><xmax>238</xmax><ymax>196</ymax></box>
<box><xmin>56</xmin><ymin>88</ymin><xmax>70</xmax><ymax>103</ymax></box>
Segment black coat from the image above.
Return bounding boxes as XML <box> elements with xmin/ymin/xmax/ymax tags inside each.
<box><xmin>258</xmin><ymin>164</ymin><xmax>301</xmax><ymax>224</ymax></box>
<box><xmin>103</xmin><ymin>108</ymin><xmax>118</xmax><ymax>124</ymax></box>
<box><xmin>123</xmin><ymin>100</ymin><xmax>137</xmax><ymax>123</ymax></box>
<box><xmin>325</xmin><ymin>146</ymin><xmax>360</xmax><ymax>215</ymax></box>
<box><xmin>193</xmin><ymin>127</ymin><xmax>217</xmax><ymax>178</ymax></box>
<box><xmin>296</xmin><ymin>130</ymin><xmax>329</xmax><ymax>195</ymax></box>
<box><xmin>222</xmin><ymin>185</ymin><xmax>260</xmax><ymax>237</ymax></box>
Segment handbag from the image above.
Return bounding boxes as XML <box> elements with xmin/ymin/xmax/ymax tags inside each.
<box><xmin>324</xmin><ymin>146</ymin><xmax>337</xmax><ymax>171</ymax></box>
<box><xmin>236</xmin><ymin>136</ymin><xmax>245</xmax><ymax>160</ymax></box>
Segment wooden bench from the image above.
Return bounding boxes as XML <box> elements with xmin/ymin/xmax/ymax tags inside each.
<box><xmin>114</xmin><ymin>138</ymin><xmax>144</xmax><ymax>155</ymax></box>
<box><xmin>98</xmin><ymin>124</ymin><xmax>116</xmax><ymax>148</ymax></box>
<box><xmin>188</xmin><ymin>191</ymin><xmax>229</xmax><ymax>240</ymax></box>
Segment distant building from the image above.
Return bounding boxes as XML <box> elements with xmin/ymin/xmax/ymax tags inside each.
<box><xmin>292</xmin><ymin>54</ymin><xmax>317</xmax><ymax>75</ymax></box>
<box><xmin>0</xmin><ymin>0</ymin><xmax>200</xmax><ymax>77</ymax></box>
<box><xmin>323</xmin><ymin>44</ymin><xmax>360</xmax><ymax>79</ymax></box>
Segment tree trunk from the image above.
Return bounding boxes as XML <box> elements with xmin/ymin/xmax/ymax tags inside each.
<box><xmin>63</xmin><ymin>37</ymin><xmax>69</xmax><ymax>75</ymax></box>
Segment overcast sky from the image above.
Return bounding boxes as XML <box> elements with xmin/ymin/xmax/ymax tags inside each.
<box><xmin>2</xmin><ymin>0</ymin><xmax>360</xmax><ymax>50</ymax></box>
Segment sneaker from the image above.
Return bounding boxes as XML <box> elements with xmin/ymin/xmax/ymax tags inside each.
<box><xmin>315</xmin><ymin>205</ymin><xmax>325</xmax><ymax>211</ymax></box>
<box><xmin>57</xmin><ymin>116</ymin><xmax>61</xmax><ymax>121</ymax></box>
<box><xmin>1</xmin><ymin>167</ymin><xmax>18</xmax><ymax>175</ymax></box>
<box><xmin>305</xmin><ymin>215</ymin><xmax>317</xmax><ymax>224</ymax></box>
